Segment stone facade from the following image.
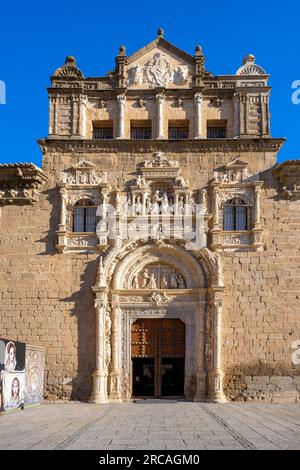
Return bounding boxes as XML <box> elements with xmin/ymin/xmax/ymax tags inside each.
<box><xmin>0</xmin><ymin>30</ymin><xmax>299</xmax><ymax>403</ymax></box>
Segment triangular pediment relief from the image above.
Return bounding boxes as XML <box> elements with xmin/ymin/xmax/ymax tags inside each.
<box><xmin>126</xmin><ymin>39</ymin><xmax>193</xmax><ymax>89</ymax></box>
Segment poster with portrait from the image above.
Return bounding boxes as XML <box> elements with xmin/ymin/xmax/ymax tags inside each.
<box><xmin>1</xmin><ymin>371</ymin><xmax>25</xmax><ymax>411</ymax></box>
<box><xmin>0</xmin><ymin>338</ymin><xmax>26</xmax><ymax>412</ymax></box>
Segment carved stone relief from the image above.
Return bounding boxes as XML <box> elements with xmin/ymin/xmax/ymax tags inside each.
<box><xmin>126</xmin><ymin>52</ymin><xmax>192</xmax><ymax>88</ymax></box>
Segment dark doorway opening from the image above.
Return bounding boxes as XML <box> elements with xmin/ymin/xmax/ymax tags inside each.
<box><xmin>132</xmin><ymin>358</ymin><xmax>155</xmax><ymax>397</ymax></box>
<box><xmin>131</xmin><ymin>319</ymin><xmax>185</xmax><ymax>398</ymax></box>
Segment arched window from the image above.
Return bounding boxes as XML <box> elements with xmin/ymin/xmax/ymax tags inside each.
<box><xmin>223</xmin><ymin>197</ymin><xmax>251</xmax><ymax>231</ymax></box>
<box><xmin>73</xmin><ymin>200</ymin><xmax>96</xmax><ymax>232</ymax></box>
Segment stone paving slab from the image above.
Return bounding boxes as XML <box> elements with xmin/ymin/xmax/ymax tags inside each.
<box><xmin>0</xmin><ymin>401</ymin><xmax>299</xmax><ymax>450</ymax></box>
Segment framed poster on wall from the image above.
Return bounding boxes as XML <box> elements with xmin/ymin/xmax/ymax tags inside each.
<box><xmin>0</xmin><ymin>338</ymin><xmax>26</xmax><ymax>412</ymax></box>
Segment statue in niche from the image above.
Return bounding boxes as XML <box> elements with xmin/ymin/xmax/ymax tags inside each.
<box><xmin>178</xmin><ymin>195</ymin><xmax>185</xmax><ymax>215</ymax></box>
<box><xmin>200</xmin><ymin>189</ymin><xmax>207</xmax><ymax>213</ymax></box>
<box><xmin>136</xmin><ymin>175</ymin><xmax>146</xmax><ymax>188</ymax></box>
<box><xmin>79</xmin><ymin>172</ymin><xmax>89</xmax><ymax>184</ymax></box>
<box><xmin>169</xmin><ymin>196</ymin><xmax>174</xmax><ymax>214</ymax></box>
<box><xmin>141</xmin><ymin>269</ymin><xmax>150</xmax><ymax>289</ymax></box>
<box><xmin>135</xmin><ymin>196</ymin><xmax>143</xmax><ymax>215</ymax></box>
<box><xmin>176</xmin><ymin>274</ymin><xmax>185</xmax><ymax>289</ymax></box>
<box><xmin>160</xmin><ymin>271</ymin><xmax>169</xmax><ymax>289</ymax></box>
<box><xmin>124</xmin><ymin>195</ymin><xmax>132</xmax><ymax>216</ymax></box>
<box><xmin>152</xmin><ymin>190</ymin><xmax>161</xmax><ymax>215</ymax></box>
<box><xmin>146</xmin><ymin>199</ymin><xmax>152</xmax><ymax>214</ymax></box>
<box><xmin>132</xmin><ymin>275</ymin><xmax>140</xmax><ymax>289</ymax></box>
<box><xmin>161</xmin><ymin>193</ymin><xmax>169</xmax><ymax>215</ymax></box>
<box><xmin>148</xmin><ymin>273</ymin><xmax>157</xmax><ymax>289</ymax></box>
<box><xmin>188</xmin><ymin>196</ymin><xmax>196</xmax><ymax>215</ymax></box>
<box><xmin>169</xmin><ymin>271</ymin><xmax>178</xmax><ymax>289</ymax></box>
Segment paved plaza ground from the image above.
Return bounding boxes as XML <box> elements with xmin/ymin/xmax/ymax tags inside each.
<box><xmin>0</xmin><ymin>401</ymin><xmax>299</xmax><ymax>450</ymax></box>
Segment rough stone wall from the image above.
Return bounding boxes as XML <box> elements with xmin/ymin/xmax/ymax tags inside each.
<box><xmin>1</xmin><ymin>146</ymin><xmax>299</xmax><ymax>401</ymax></box>
<box><xmin>222</xmin><ymin>172</ymin><xmax>300</xmax><ymax>402</ymax></box>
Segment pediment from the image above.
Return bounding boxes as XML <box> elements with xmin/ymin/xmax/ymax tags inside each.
<box><xmin>126</xmin><ymin>38</ymin><xmax>194</xmax><ymax>89</ymax></box>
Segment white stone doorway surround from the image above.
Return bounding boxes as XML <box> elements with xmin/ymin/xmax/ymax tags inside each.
<box><xmin>90</xmin><ymin>241</ymin><xmax>227</xmax><ymax>404</ymax></box>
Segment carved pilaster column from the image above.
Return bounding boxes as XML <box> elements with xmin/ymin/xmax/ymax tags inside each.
<box><xmin>208</xmin><ymin>288</ymin><xmax>227</xmax><ymax>403</ymax></box>
<box><xmin>49</xmin><ymin>95</ymin><xmax>58</xmax><ymax>136</ymax></box>
<box><xmin>59</xmin><ymin>187</ymin><xmax>67</xmax><ymax>230</ymax></box>
<box><xmin>194</xmin><ymin>93</ymin><xmax>203</xmax><ymax>139</ymax></box>
<box><xmin>239</xmin><ymin>93</ymin><xmax>248</xmax><ymax>136</ymax></box>
<box><xmin>260</xmin><ymin>94</ymin><xmax>270</xmax><ymax>137</ymax></box>
<box><xmin>71</xmin><ymin>94</ymin><xmax>80</xmax><ymax>135</ymax></box>
<box><xmin>194</xmin><ymin>301</ymin><xmax>206</xmax><ymax>401</ymax></box>
<box><xmin>109</xmin><ymin>298</ymin><xmax>122</xmax><ymax>402</ymax></box>
<box><xmin>233</xmin><ymin>93</ymin><xmax>240</xmax><ymax>137</ymax></box>
<box><xmin>212</xmin><ymin>185</ymin><xmax>220</xmax><ymax>229</ymax></box>
<box><xmin>79</xmin><ymin>95</ymin><xmax>87</xmax><ymax>138</ymax></box>
<box><xmin>90</xmin><ymin>289</ymin><xmax>109</xmax><ymax>404</ymax></box>
<box><xmin>117</xmin><ymin>94</ymin><xmax>126</xmax><ymax>139</ymax></box>
<box><xmin>142</xmin><ymin>192</ymin><xmax>147</xmax><ymax>216</ymax></box>
<box><xmin>254</xmin><ymin>184</ymin><xmax>261</xmax><ymax>228</ymax></box>
<box><xmin>156</xmin><ymin>93</ymin><xmax>164</xmax><ymax>139</ymax></box>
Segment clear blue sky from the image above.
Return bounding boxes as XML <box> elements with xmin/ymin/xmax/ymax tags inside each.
<box><xmin>0</xmin><ymin>0</ymin><xmax>299</xmax><ymax>166</ymax></box>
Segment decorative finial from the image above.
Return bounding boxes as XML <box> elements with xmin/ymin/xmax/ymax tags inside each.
<box><xmin>195</xmin><ymin>45</ymin><xmax>203</xmax><ymax>56</ymax></box>
<box><xmin>119</xmin><ymin>45</ymin><xmax>126</xmax><ymax>55</ymax></box>
<box><xmin>157</xmin><ymin>28</ymin><xmax>164</xmax><ymax>38</ymax></box>
<box><xmin>243</xmin><ymin>53</ymin><xmax>256</xmax><ymax>65</ymax></box>
<box><xmin>65</xmin><ymin>56</ymin><xmax>76</xmax><ymax>66</ymax></box>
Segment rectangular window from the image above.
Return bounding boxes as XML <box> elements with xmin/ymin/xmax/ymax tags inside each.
<box><xmin>168</xmin><ymin>120</ymin><xmax>189</xmax><ymax>140</ymax></box>
<box><xmin>73</xmin><ymin>207</ymin><xmax>85</xmax><ymax>232</ymax></box>
<box><xmin>223</xmin><ymin>206</ymin><xmax>234</xmax><ymax>231</ymax></box>
<box><xmin>131</xmin><ymin>120</ymin><xmax>152</xmax><ymax>140</ymax></box>
<box><xmin>85</xmin><ymin>207</ymin><xmax>97</xmax><ymax>232</ymax></box>
<box><xmin>207</xmin><ymin>119</ymin><xmax>227</xmax><ymax>139</ymax></box>
<box><xmin>93</xmin><ymin>120</ymin><xmax>113</xmax><ymax>140</ymax></box>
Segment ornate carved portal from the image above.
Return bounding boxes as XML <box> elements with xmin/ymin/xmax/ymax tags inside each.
<box><xmin>90</xmin><ymin>242</ymin><xmax>227</xmax><ymax>404</ymax></box>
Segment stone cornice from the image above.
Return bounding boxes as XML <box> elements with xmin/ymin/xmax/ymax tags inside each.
<box><xmin>0</xmin><ymin>163</ymin><xmax>48</xmax><ymax>205</ymax></box>
<box><xmin>38</xmin><ymin>138</ymin><xmax>285</xmax><ymax>154</ymax></box>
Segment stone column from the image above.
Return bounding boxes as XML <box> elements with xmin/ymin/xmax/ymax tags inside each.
<box><xmin>208</xmin><ymin>288</ymin><xmax>227</xmax><ymax>403</ymax></box>
<box><xmin>156</xmin><ymin>93</ymin><xmax>164</xmax><ymax>139</ymax></box>
<box><xmin>117</xmin><ymin>94</ymin><xmax>126</xmax><ymax>139</ymax></box>
<box><xmin>194</xmin><ymin>93</ymin><xmax>203</xmax><ymax>139</ymax></box>
<box><xmin>212</xmin><ymin>185</ymin><xmax>220</xmax><ymax>229</ymax></box>
<box><xmin>109</xmin><ymin>299</ymin><xmax>122</xmax><ymax>402</ymax></box>
<box><xmin>59</xmin><ymin>187</ymin><xmax>67</xmax><ymax>230</ymax></box>
<box><xmin>90</xmin><ymin>290</ymin><xmax>109</xmax><ymax>404</ymax></box>
<box><xmin>142</xmin><ymin>193</ymin><xmax>147</xmax><ymax>216</ymax></box>
<box><xmin>254</xmin><ymin>184</ymin><xmax>261</xmax><ymax>228</ymax></box>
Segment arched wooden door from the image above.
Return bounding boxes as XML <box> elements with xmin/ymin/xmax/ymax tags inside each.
<box><xmin>131</xmin><ymin>319</ymin><xmax>185</xmax><ymax>398</ymax></box>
